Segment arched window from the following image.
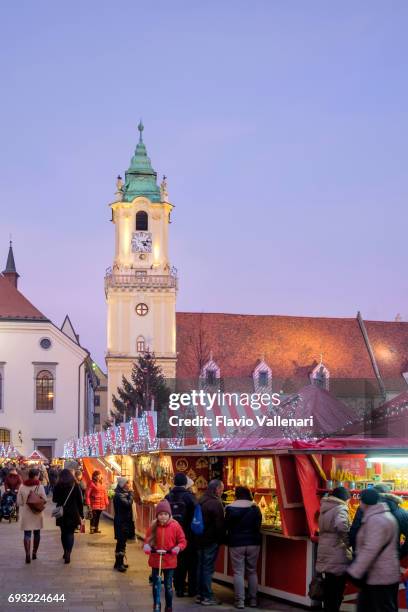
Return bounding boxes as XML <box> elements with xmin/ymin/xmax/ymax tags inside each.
<box><xmin>252</xmin><ymin>360</ymin><xmax>272</xmax><ymax>392</ymax></box>
<box><xmin>137</xmin><ymin>336</ymin><xmax>146</xmax><ymax>353</ymax></box>
<box><xmin>36</xmin><ymin>370</ymin><xmax>54</xmax><ymax>411</ymax></box>
<box><xmin>200</xmin><ymin>356</ymin><xmax>220</xmax><ymax>388</ymax></box>
<box><xmin>0</xmin><ymin>428</ymin><xmax>10</xmax><ymax>444</ymax></box>
<box><xmin>136</xmin><ymin>211</ymin><xmax>148</xmax><ymax>231</ymax></box>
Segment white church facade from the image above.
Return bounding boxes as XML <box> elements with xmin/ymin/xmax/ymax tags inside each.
<box><xmin>0</xmin><ymin>244</ymin><xmax>99</xmax><ymax>459</ymax></box>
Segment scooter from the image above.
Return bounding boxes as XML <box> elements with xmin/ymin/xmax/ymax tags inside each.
<box><xmin>153</xmin><ymin>549</ymin><xmax>168</xmax><ymax>612</ymax></box>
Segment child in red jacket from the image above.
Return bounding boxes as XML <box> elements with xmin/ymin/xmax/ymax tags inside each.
<box><xmin>144</xmin><ymin>500</ymin><xmax>187</xmax><ymax>612</ymax></box>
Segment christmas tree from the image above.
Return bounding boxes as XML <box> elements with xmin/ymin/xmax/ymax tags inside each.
<box><xmin>111</xmin><ymin>352</ymin><xmax>170</xmax><ymax>424</ymax></box>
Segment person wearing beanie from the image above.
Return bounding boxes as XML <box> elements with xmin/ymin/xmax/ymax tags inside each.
<box><xmin>346</xmin><ymin>488</ymin><xmax>400</xmax><ymax>611</ymax></box>
<box><xmin>113</xmin><ymin>478</ymin><xmax>134</xmax><ymax>572</ymax></box>
<box><xmin>144</xmin><ymin>498</ymin><xmax>187</xmax><ymax>612</ymax></box>
<box><xmin>350</xmin><ymin>484</ymin><xmax>408</xmax><ymax>559</ymax></box>
<box><xmin>165</xmin><ymin>473</ymin><xmax>198</xmax><ymax>597</ymax></box>
<box><xmin>316</xmin><ymin>487</ymin><xmax>352</xmax><ymax>611</ymax></box>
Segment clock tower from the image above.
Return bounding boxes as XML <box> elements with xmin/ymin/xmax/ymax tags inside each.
<box><xmin>105</xmin><ymin>122</ymin><xmax>177</xmax><ymax>413</ymax></box>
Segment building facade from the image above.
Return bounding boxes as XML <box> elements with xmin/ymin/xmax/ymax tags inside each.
<box><xmin>0</xmin><ymin>244</ymin><xmax>99</xmax><ymax>458</ymax></box>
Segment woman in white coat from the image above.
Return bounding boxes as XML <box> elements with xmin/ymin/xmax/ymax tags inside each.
<box><xmin>17</xmin><ymin>468</ymin><xmax>47</xmax><ymax>563</ymax></box>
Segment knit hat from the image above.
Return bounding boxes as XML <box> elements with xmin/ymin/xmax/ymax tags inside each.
<box><xmin>117</xmin><ymin>477</ymin><xmax>128</xmax><ymax>488</ymax></box>
<box><xmin>174</xmin><ymin>472</ymin><xmax>187</xmax><ymax>487</ymax></box>
<box><xmin>155</xmin><ymin>499</ymin><xmax>172</xmax><ymax>517</ymax></box>
<box><xmin>332</xmin><ymin>486</ymin><xmax>351</xmax><ymax>502</ymax></box>
<box><xmin>361</xmin><ymin>488</ymin><xmax>380</xmax><ymax>506</ymax></box>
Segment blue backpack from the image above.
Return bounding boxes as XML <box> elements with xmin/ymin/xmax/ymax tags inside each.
<box><xmin>191</xmin><ymin>503</ymin><xmax>204</xmax><ymax>535</ymax></box>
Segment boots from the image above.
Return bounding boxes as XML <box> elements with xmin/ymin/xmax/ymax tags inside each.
<box><xmin>32</xmin><ymin>536</ymin><xmax>40</xmax><ymax>560</ymax></box>
<box><xmin>114</xmin><ymin>553</ymin><xmax>127</xmax><ymax>572</ymax></box>
<box><xmin>165</xmin><ymin>608</ymin><xmax>173</xmax><ymax>612</ymax></box>
<box><xmin>24</xmin><ymin>539</ymin><xmax>31</xmax><ymax>564</ymax></box>
<box><xmin>64</xmin><ymin>550</ymin><xmax>71</xmax><ymax>564</ymax></box>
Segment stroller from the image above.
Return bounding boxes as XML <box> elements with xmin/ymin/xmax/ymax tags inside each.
<box><xmin>0</xmin><ymin>490</ymin><xmax>18</xmax><ymax>522</ymax></box>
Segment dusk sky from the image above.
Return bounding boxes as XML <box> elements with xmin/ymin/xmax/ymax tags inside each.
<box><xmin>1</xmin><ymin>2</ymin><xmax>407</xmax><ymax>366</ymax></box>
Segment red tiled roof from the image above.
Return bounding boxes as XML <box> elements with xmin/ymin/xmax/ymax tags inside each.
<box><xmin>175</xmin><ymin>312</ymin><xmax>377</xmax><ymax>382</ymax></box>
<box><xmin>365</xmin><ymin>320</ymin><xmax>408</xmax><ymax>389</ymax></box>
<box><xmin>0</xmin><ymin>275</ymin><xmax>48</xmax><ymax>321</ymax></box>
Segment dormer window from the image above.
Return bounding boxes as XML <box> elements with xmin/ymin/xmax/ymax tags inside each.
<box><xmin>258</xmin><ymin>371</ymin><xmax>268</xmax><ymax>387</ymax></box>
<box><xmin>206</xmin><ymin>370</ymin><xmax>217</xmax><ymax>386</ymax></box>
<box><xmin>200</xmin><ymin>356</ymin><xmax>220</xmax><ymax>388</ymax></box>
<box><xmin>136</xmin><ymin>211</ymin><xmax>148</xmax><ymax>231</ymax></box>
<box><xmin>252</xmin><ymin>360</ymin><xmax>272</xmax><ymax>391</ymax></box>
<box><xmin>311</xmin><ymin>363</ymin><xmax>330</xmax><ymax>390</ymax></box>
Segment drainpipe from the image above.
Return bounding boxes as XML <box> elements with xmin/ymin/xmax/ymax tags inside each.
<box><xmin>78</xmin><ymin>359</ymin><xmax>86</xmax><ymax>437</ymax></box>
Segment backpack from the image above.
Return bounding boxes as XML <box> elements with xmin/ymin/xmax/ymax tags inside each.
<box><xmin>168</xmin><ymin>492</ymin><xmax>187</xmax><ymax>528</ymax></box>
<box><xmin>191</xmin><ymin>503</ymin><xmax>204</xmax><ymax>535</ymax></box>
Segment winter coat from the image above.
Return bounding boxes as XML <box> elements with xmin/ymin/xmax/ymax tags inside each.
<box><xmin>17</xmin><ymin>481</ymin><xmax>47</xmax><ymax>531</ymax></box>
<box><xmin>145</xmin><ymin>518</ymin><xmax>187</xmax><ymax>569</ymax></box>
<box><xmin>195</xmin><ymin>490</ymin><xmax>225</xmax><ymax>548</ymax></box>
<box><xmin>350</xmin><ymin>492</ymin><xmax>408</xmax><ymax>557</ymax></box>
<box><xmin>225</xmin><ymin>500</ymin><xmax>262</xmax><ymax>547</ymax></box>
<box><xmin>48</xmin><ymin>468</ymin><xmax>59</xmax><ymax>486</ymax></box>
<box><xmin>4</xmin><ymin>473</ymin><xmax>22</xmax><ymax>492</ymax></box>
<box><xmin>316</xmin><ymin>496</ymin><xmax>352</xmax><ymax>575</ymax></box>
<box><xmin>53</xmin><ymin>482</ymin><xmax>84</xmax><ymax>530</ymax></box>
<box><xmin>113</xmin><ymin>486</ymin><xmax>134</xmax><ymax>540</ymax></box>
<box><xmin>85</xmin><ymin>481</ymin><xmax>108</xmax><ymax>510</ymax></box>
<box><xmin>165</xmin><ymin>486</ymin><xmax>197</xmax><ymax>538</ymax></box>
<box><xmin>348</xmin><ymin>502</ymin><xmax>400</xmax><ymax>586</ymax></box>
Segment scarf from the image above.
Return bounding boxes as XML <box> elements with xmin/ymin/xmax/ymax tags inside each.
<box><xmin>24</xmin><ymin>478</ymin><xmax>40</xmax><ymax>486</ymax></box>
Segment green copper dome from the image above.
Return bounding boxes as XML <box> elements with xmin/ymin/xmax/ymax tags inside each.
<box><xmin>122</xmin><ymin>122</ymin><xmax>161</xmax><ymax>203</ymax></box>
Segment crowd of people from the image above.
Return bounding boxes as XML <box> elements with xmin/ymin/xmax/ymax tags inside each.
<box><xmin>5</xmin><ymin>458</ymin><xmax>405</xmax><ymax>611</ymax></box>
<box><xmin>316</xmin><ymin>484</ymin><xmax>408</xmax><ymax>612</ymax></box>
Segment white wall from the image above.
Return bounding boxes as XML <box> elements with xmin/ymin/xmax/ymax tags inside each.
<box><xmin>0</xmin><ymin>321</ymin><xmax>88</xmax><ymax>457</ymax></box>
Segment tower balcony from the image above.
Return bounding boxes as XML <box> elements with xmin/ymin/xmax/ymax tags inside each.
<box><xmin>104</xmin><ymin>267</ymin><xmax>178</xmax><ymax>292</ymax></box>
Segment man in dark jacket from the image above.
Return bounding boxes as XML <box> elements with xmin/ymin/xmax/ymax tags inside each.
<box><xmin>350</xmin><ymin>484</ymin><xmax>408</xmax><ymax>557</ymax></box>
<box><xmin>113</xmin><ymin>477</ymin><xmax>134</xmax><ymax>573</ymax></box>
<box><xmin>166</xmin><ymin>472</ymin><xmax>197</xmax><ymax>597</ymax></box>
<box><xmin>196</xmin><ymin>479</ymin><xmax>225</xmax><ymax>606</ymax></box>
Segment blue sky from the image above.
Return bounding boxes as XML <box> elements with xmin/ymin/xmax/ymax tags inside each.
<box><xmin>1</xmin><ymin>2</ymin><xmax>407</xmax><ymax>365</ymax></box>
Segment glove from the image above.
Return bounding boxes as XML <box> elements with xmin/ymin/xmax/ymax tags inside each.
<box><xmin>143</xmin><ymin>544</ymin><xmax>151</xmax><ymax>554</ymax></box>
<box><xmin>171</xmin><ymin>546</ymin><xmax>180</xmax><ymax>555</ymax></box>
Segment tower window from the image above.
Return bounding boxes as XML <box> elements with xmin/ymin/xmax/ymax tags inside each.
<box><xmin>136</xmin><ymin>211</ymin><xmax>148</xmax><ymax>231</ymax></box>
<box><xmin>36</xmin><ymin>370</ymin><xmax>54</xmax><ymax>411</ymax></box>
<box><xmin>137</xmin><ymin>336</ymin><xmax>146</xmax><ymax>353</ymax></box>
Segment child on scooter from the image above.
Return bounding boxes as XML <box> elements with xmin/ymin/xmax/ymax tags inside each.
<box><xmin>144</xmin><ymin>500</ymin><xmax>187</xmax><ymax>612</ymax></box>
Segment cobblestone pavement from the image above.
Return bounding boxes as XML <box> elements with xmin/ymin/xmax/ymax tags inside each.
<box><xmin>0</xmin><ymin>503</ymin><xmax>305</xmax><ymax>612</ymax></box>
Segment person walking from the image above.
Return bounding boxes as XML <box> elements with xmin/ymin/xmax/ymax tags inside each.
<box><xmin>316</xmin><ymin>486</ymin><xmax>352</xmax><ymax>612</ymax></box>
<box><xmin>144</xmin><ymin>499</ymin><xmax>187</xmax><ymax>612</ymax></box>
<box><xmin>165</xmin><ymin>473</ymin><xmax>197</xmax><ymax>597</ymax></box>
<box><xmin>53</xmin><ymin>469</ymin><xmax>84</xmax><ymax>564</ymax></box>
<box><xmin>74</xmin><ymin>470</ymin><xmax>87</xmax><ymax>503</ymax></box>
<box><xmin>4</xmin><ymin>468</ymin><xmax>22</xmax><ymax>493</ymax></box>
<box><xmin>350</xmin><ymin>483</ymin><xmax>408</xmax><ymax>557</ymax></box>
<box><xmin>195</xmin><ymin>479</ymin><xmax>225</xmax><ymax>606</ymax></box>
<box><xmin>85</xmin><ymin>470</ymin><xmax>108</xmax><ymax>534</ymax></box>
<box><xmin>346</xmin><ymin>488</ymin><xmax>400</xmax><ymax>612</ymax></box>
<box><xmin>225</xmin><ymin>486</ymin><xmax>262</xmax><ymax>609</ymax></box>
<box><xmin>17</xmin><ymin>468</ymin><xmax>47</xmax><ymax>563</ymax></box>
<box><xmin>113</xmin><ymin>477</ymin><xmax>134</xmax><ymax>572</ymax></box>
<box><xmin>48</xmin><ymin>464</ymin><xmax>59</xmax><ymax>496</ymax></box>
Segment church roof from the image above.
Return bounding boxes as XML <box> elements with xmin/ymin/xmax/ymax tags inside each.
<box><xmin>0</xmin><ymin>274</ymin><xmax>48</xmax><ymax>321</ymax></box>
<box><xmin>122</xmin><ymin>122</ymin><xmax>161</xmax><ymax>203</ymax></box>
<box><xmin>175</xmin><ymin>312</ymin><xmax>408</xmax><ymax>394</ymax></box>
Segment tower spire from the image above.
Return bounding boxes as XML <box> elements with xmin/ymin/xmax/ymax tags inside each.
<box><xmin>121</xmin><ymin>122</ymin><xmax>161</xmax><ymax>203</ymax></box>
<box><xmin>2</xmin><ymin>241</ymin><xmax>20</xmax><ymax>288</ymax></box>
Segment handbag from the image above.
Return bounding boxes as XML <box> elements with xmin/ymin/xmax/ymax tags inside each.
<box><xmin>27</xmin><ymin>486</ymin><xmax>46</xmax><ymax>514</ymax></box>
<box><xmin>52</xmin><ymin>485</ymin><xmax>75</xmax><ymax>519</ymax></box>
<box><xmin>308</xmin><ymin>573</ymin><xmax>324</xmax><ymax>601</ymax></box>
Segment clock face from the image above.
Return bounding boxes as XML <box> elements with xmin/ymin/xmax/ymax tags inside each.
<box><xmin>131</xmin><ymin>231</ymin><xmax>152</xmax><ymax>253</ymax></box>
